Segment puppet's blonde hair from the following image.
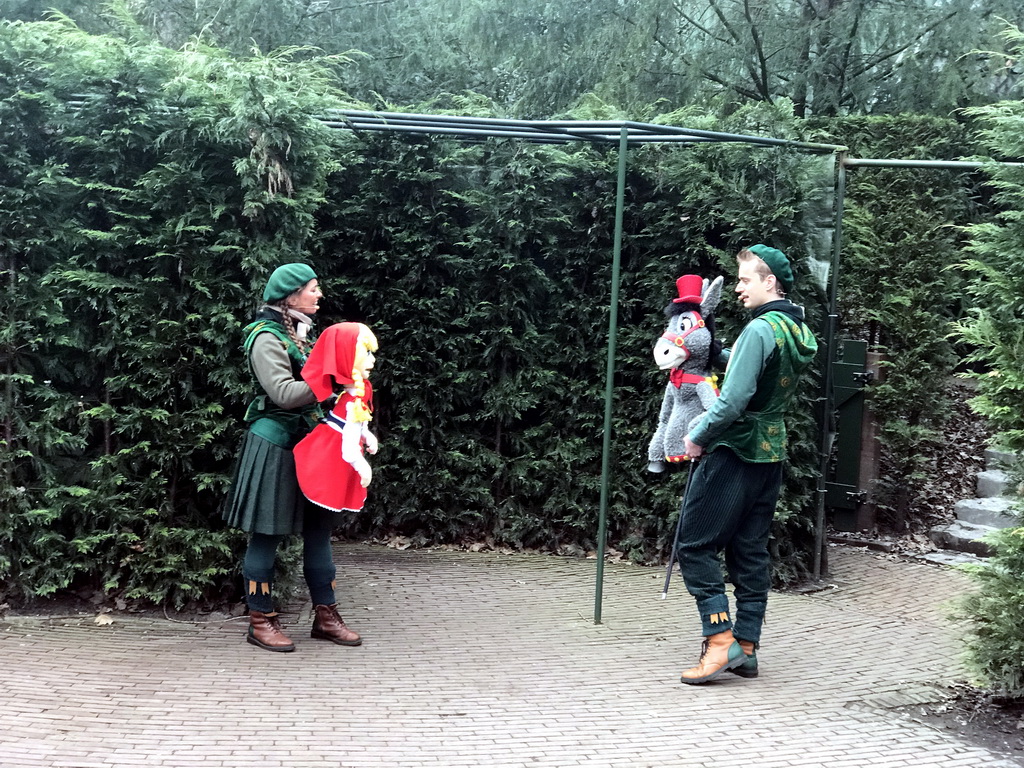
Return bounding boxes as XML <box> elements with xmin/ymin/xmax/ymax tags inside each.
<box><xmin>350</xmin><ymin>325</ymin><xmax>378</xmax><ymax>422</ymax></box>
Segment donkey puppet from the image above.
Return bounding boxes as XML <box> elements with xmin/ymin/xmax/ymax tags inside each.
<box><xmin>647</xmin><ymin>274</ymin><xmax>724</xmax><ymax>472</ymax></box>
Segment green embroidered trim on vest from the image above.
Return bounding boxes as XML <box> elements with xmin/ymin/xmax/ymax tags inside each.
<box><xmin>242</xmin><ymin>320</ymin><xmax>306</xmax><ymax>373</ymax></box>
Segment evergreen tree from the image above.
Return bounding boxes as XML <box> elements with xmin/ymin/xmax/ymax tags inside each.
<box><xmin>6</xmin><ymin>0</ymin><xmax>1022</xmax><ymax>117</ymax></box>
<box><xmin>953</xmin><ymin>24</ymin><xmax>1024</xmax><ymax>701</ymax></box>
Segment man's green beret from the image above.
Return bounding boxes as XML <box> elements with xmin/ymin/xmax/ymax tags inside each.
<box><xmin>748</xmin><ymin>244</ymin><xmax>794</xmax><ymax>293</ymax></box>
<box><xmin>263</xmin><ymin>263</ymin><xmax>317</xmax><ymax>303</ymax></box>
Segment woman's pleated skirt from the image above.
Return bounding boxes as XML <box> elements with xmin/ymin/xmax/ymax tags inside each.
<box><xmin>222</xmin><ymin>431</ymin><xmax>306</xmax><ymax>536</ymax></box>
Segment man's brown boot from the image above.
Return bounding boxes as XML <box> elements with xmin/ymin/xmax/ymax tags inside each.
<box><xmin>680</xmin><ymin>629</ymin><xmax>745</xmax><ymax>684</ymax></box>
<box><xmin>247</xmin><ymin>611</ymin><xmax>295</xmax><ymax>652</ymax></box>
<box><xmin>311</xmin><ymin>604</ymin><xmax>362</xmax><ymax>647</ymax></box>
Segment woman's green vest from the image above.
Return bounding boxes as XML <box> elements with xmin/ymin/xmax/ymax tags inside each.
<box><xmin>242</xmin><ymin>319</ymin><xmax>320</xmax><ymax>449</ymax></box>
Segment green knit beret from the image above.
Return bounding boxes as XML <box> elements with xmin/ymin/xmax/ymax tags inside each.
<box><xmin>262</xmin><ymin>263</ymin><xmax>317</xmax><ymax>302</ymax></box>
<box><xmin>747</xmin><ymin>244</ymin><xmax>794</xmax><ymax>293</ymax></box>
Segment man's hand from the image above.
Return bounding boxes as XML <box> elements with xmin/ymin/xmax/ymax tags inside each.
<box><xmin>684</xmin><ymin>436</ymin><xmax>704</xmax><ymax>459</ymax></box>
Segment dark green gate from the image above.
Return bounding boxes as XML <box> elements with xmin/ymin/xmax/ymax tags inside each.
<box><xmin>825</xmin><ymin>338</ymin><xmax>883</xmax><ymax>533</ymax></box>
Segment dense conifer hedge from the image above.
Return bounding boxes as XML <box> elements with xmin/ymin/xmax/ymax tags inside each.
<box><xmin>0</xmin><ymin>19</ymin><xmax>351</xmax><ymax>605</ymax></box>
<box><xmin>1</xmin><ymin>18</ymin><xmax>833</xmax><ymax>606</ymax></box>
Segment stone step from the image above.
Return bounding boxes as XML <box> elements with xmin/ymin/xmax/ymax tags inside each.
<box><xmin>984</xmin><ymin>446</ymin><xmax>1017</xmax><ymax>471</ymax></box>
<box><xmin>928</xmin><ymin>520</ymin><xmax>999</xmax><ymax>557</ymax></box>
<box><xmin>954</xmin><ymin>496</ymin><xmax>1019</xmax><ymax>528</ymax></box>
<box><xmin>976</xmin><ymin>469</ymin><xmax>1010</xmax><ymax>498</ymax></box>
<box><xmin>914</xmin><ymin>550</ymin><xmax>984</xmax><ymax>567</ymax></box>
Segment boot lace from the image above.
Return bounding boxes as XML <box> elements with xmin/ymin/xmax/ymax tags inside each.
<box><xmin>698</xmin><ymin>638</ymin><xmax>710</xmax><ymax>660</ymax></box>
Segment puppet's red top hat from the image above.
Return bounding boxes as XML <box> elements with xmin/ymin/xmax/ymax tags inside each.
<box><xmin>672</xmin><ymin>274</ymin><xmax>703</xmax><ymax>304</ymax></box>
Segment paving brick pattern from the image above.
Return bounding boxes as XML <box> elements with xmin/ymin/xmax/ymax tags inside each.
<box><xmin>1</xmin><ymin>544</ymin><xmax>1020</xmax><ymax>768</ymax></box>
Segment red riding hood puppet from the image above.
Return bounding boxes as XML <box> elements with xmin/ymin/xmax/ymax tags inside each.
<box><xmin>293</xmin><ymin>322</ymin><xmax>379</xmax><ymax>513</ymax></box>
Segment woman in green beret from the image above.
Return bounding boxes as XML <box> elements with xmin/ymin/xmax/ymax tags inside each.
<box><xmin>223</xmin><ymin>263</ymin><xmax>362</xmax><ymax>652</ymax></box>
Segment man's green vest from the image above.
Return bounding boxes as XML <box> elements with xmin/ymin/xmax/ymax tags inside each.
<box><xmin>711</xmin><ymin>310</ymin><xmax>817</xmax><ymax>463</ymax></box>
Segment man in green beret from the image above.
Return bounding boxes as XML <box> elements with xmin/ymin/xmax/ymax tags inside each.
<box><xmin>675</xmin><ymin>244</ymin><xmax>818</xmax><ymax>684</ymax></box>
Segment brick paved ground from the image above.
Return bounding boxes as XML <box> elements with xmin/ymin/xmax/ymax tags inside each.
<box><xmin>1</xmin><ymin>543</ymin><xmax>1021</xmax><ymax>768</ymax></box>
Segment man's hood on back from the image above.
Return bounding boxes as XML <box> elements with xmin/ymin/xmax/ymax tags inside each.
<box><xmin>753</xmin><ymin>300</ymin><xmax>818</xmax><ymax>361</ymax></box>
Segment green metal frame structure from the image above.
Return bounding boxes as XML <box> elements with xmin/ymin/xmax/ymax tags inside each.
<box><xmin>323</xmin><ymin>110</ymin><xmax>852</xmax><ymax>623</ymax></box>
<box><xmin>322</xmin><ymin>111</ymin><xmax>1024</xmax><ymax>624</ymax></box>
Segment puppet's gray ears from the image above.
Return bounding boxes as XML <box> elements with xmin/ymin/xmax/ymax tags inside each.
<box><xmin>702</xmin><ymin>275</ymin><xmax>724</xmax><ymax>315</ymax></box>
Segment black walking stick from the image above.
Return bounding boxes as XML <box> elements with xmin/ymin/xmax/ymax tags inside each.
<box><xmin>661</xmin><ymin>457</ymin><xmax>698</xmax><ymax>599</ymax></box>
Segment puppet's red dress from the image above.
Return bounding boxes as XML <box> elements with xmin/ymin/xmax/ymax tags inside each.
<box><xmin>293</xmin><ymin>385</ymin><xmax>374</xmax><ymax>513</ymax></box>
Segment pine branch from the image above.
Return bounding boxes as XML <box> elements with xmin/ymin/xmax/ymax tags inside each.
<box><xmin>612</xmin><ymin>8</ymin><xmax>680</xmax><ymax>58</ymax></box>
<box><xmin>831</xmin><ymin>0</ymin><xmax>867</xmax><ymax>109</ymax></box>
<box><xmin>742</xmin><ymin>0</ymin><xmax>772</xmax><ymax>102</ymax></box>
<box><xmin>707</xmin><ymin>0</ymin><xmax>744</xmax><ymax>47</ymax></box>
<box><xmin>674</xmin><ymin>6</ymin><xmax>731</xmax><ymax>47</ymax></box>
<box><xmin>847</xmin><ymin>10</ymin><xmax>960</xmax><ymax>79</ymax></box>
<box><xmin>301</xmin><ymin>0</ymin><xmax>399</xmax><ymax>20</ymax></box>
<box><xmin>708</xmin><ymin>0</ymin><xmax>771</xmax><ymax>102</ymax></box>
<box><xmin>614</xmin><ymin>5</ymin><xmax>763</xmax><ymax>102</ymax></box>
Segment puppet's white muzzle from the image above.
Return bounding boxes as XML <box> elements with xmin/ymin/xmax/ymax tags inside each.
<box><xmin>654</xmin><ymin>337</ymin><xmax>688</xmax><ymax>370</ymax></box>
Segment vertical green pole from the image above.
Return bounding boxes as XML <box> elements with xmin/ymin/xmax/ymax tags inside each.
<box><xmin>594</xmin><ymin>126</ymin><xmax>629</xmax><ymax>624</ymax></box>
<box><xmin>814</xmin><ymin>151</ymin><xmax>846</xmax><ymax>581</ymax></box>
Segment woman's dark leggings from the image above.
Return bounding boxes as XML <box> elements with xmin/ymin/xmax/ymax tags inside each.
<box><xmin>242</xmin><ymin>509</ymin><xmax>337</xmax><ymax>613</ymax></box>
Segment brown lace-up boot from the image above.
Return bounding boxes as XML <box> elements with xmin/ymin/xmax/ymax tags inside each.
<box><xmin>680</xmin><ymin>629</ymin><xmax>745</xmax><ymax>684</ymax></box>
<box><xmin>247</xmin><ymin>611</ymin><xmax>295</xmax><ymax>652</ymax></box>
<box><xmin>311</xmin><ymin>604</ymin><xmax>362</xmax><ymax>647</ymax></box>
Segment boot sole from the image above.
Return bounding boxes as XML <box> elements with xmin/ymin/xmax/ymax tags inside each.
<box><xmin>728</xmin><ymin>664</ymin><xmax>758</xmax><ymax>679</ymax></box>
<box><xmin>311</xmin><ymin>629</ymin><xmax>362</xmax><ymax>647</ymax></box>
<box><xmin>246</xmin><ymin>634</ymin><xmax>295</xmax><ymax>652</ymax></box>
<box><xmin>680</xmin><ymin>654</ymin><xmax>747</xmax><ymax>685</ymax></box>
